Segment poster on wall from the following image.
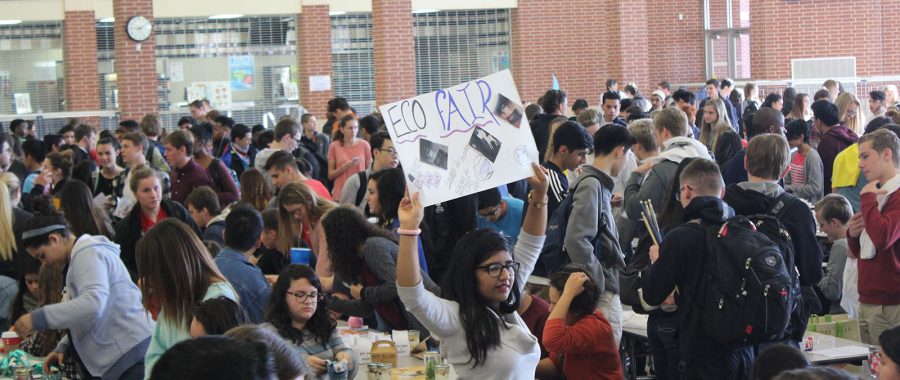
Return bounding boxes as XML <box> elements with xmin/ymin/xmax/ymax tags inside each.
<box><xmin>228</xmin><ymin>56</ymin><xmax>255</xmax><ymax>90</ymax></box>
<box><xmin>168</xmin><ymin>61</ymin><xmax>184</xmax><ymax>82</ymax></box>
<box><xmin>378</xmin><ymin>69</ymin><xmax>537</xmax><ymax>207</ymax></box>
<box><xmin>14</xmin><ymin>93</ymin><xmax>32</xmax><ymax>114</ymax></box>
<box><xmin>283</xmin><ymin>83</ymin><xmax>299</xmax><ymax>101</ymax></box>
<box><xmin>187</xmin><ymin>81</ymin><xmax>232</xmax><ymax>110</ymax></box>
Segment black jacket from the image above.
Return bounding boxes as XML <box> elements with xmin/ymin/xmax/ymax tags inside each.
<box><xmin>722</xmin><ymin>185</ymin><xmax>823</xmax><ymax>287</ymax></box>
<box><xmin>114</xmin><ymin>199</ymin><xmax>199</xmax><ymax>279</ymax></box>
<box><xmin>644</xmin><ymin>196</ymin><xmax>739</xmax><ymax>363</ymax></box>
<box><xmin>530</xmin><ymin>113</ymin><xmax>559</xmax><ymax>160</ymax></box>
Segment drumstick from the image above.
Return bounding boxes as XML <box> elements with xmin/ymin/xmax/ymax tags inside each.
<box><xmin>642</xmin><ymin>211</ymin><xmax>659</xmax><ymax>246</ymax></box>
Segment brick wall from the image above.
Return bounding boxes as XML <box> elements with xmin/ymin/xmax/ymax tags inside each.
<box><xmin>113</xmin><ymin>0</ymin><xmax>157</xmax><ymax>121</ymax></box>
<box><xmin>372</xmin><ymin>0</ymin><xmax>416</xmax><ymax>105</ymax></box>
<box><xmin>297</xmin><ymin>5</ymin><xmax>333</xmax><ymax>119</ymax></box>
<box><xmin>646</xmin><ymin>0</ymin><xmax>706</xmax><ymax>86</ymax></box>
<box><xmin>63</xmin><ymin>11</ymin><xmax>100</xmax><ymax>115</ymax></box>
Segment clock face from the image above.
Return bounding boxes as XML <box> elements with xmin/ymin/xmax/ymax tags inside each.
<box><xmin>126</xmin><ymin>16</ymin><xmax>152</xmax><ymax>42</ymax></box>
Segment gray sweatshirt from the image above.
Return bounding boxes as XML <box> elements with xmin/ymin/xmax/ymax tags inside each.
<box><xmin>784</xmin><ymin>148</ymin><xmax>824</xmax><ymax>203</ymax></box>
<box><xmin>563</xmin><ymin>165</ymin><xmax>626</xmax><ymax>294</ymax></box>
<box><xmin>624</xmin><ymin>137</ymin><xmax>712</xmax><ymax>221</ymax></box>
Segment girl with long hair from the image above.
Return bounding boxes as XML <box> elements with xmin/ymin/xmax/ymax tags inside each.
<box><xmin>277</xmin><ymin>182</ymin><xmax>336</xmax><ymax>288</ymax></box>
<box><xmin>322</xmin><ymin>206</ymin><xmax>438</xmax><ymax>335</ymax></box>
<box><xmin>31</xmin><ymin>150</ymin><xmax>72</xmax><ymax>208</ymax></box>
<box><xmin>762</xmin><ymin>93</ymin><xmax>784</xmax><ymax>111</ymax></box>
<box><xmin>0</xmin><ymin>180</ymin><xmax>22</xmax><ymax>329</ymax></box>
<box><xmin>836</xmin><ymin>91</ymin><xmax>866</xmax><ymax>135</ymax></box>
<box><xmin>266</xmin><ymin>264</ymin><xmax>356</xmax><ymax>379</ymax></box>
<box><xmin>367</xmin><ymin>167</ymin><xmax>428</xmax><ymax>272</ymax></box>
<box><xmin>12</xmin><ymin>202</ymin><xmax>152</xmax><ymax>380</ymax></box>
<box><xmin>239</xmin><ymin>168</ymin><xmax>272</xmax><ymax>212</ymax></box>
<box><xmin>699</xmin><ymin>98</ymin><xmax>733</xmax><ymax>151</ymax></box>
<box><xmin>136</xmin><ymin>218</ymin><xmax>236</xmax><ymax>377</ymax></box>
<box><xmin>788</xmin><ymin>93</ymin><xmax>813</xmax><ymax>122</ymax></box>
<box><xmin>327</xmin><ymin>115</ymin><xmax>371</xmax><ymax>201</ymax></box>
<box><xmin>58</xmin><ymin>180</ymin><xmax>114</xmax><ymax>239</ymax></box>
<box><xmin>396</xmin><ymin>163</ymin><xmax>549</xmax><ymax>377</ymax></box>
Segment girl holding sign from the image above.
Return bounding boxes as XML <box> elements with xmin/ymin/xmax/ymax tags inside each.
<box><xmin>396</xmin><ymin>163</ymin><xmax>549</xmax><ymax>378</ymax></box>
<box><xmin>328</xmin><ymin>115</ymin><xmax>371</xmax><ymax>201</ymax></box>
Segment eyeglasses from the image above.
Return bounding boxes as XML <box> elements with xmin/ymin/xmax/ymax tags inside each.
<box><xmin>479</xmin><ymin>206</ymin><xmax>501</xmax><ymax>218</ymax></box>
<box><xmin>476</xmin><ymin>262</ymin><xmax>520</xmax><ymax>279</ymax></box>
<box><xmin>379</xmin><ymin>148</ymin><xmax>399</xmax><ymax>156</ymax></box>
<box><xmin>286</xmin><ymin>290</ymin><xmax>321</xmax><ymax>303</ymax></box>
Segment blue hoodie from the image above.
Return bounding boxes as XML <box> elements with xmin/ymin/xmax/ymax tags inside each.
<box><xmin>31</xmin><ymin>235</ymin><xmax>153</xmax><ymax>379</ymax></box>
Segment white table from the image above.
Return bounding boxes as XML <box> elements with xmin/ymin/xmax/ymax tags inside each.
<box><xmin>803</xmin><ymin>331</ymin><xmax>870</xmax><ymax>365</ymax></box>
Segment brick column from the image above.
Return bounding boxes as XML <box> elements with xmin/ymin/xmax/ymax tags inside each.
<box><xmin>604</xmin><ymin>0</ymin><xmax>650</xmax><ymax>91</ymax></box>
<box><xmin>63</xmin><ymin>10</ymin><xmax>100</xmax><ymax>116</ymax></box>
<box><xmin>113</xmin><ymin>0</ymin><xmax>157</xmax><ymax>121</ymax></box>
<box><xmin>372</xmin><ymin>0</ymin><xmax>416</xmax><ymax>105</ymax></box>
<box><xmin>297</xmin><ymin>3</ymin><xmax>333</xmax><ymax>119</ymax></box>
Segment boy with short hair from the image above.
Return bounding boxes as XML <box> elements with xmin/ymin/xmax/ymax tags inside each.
<box><xmin>214</xmin><ymin>204</ymin><xmax>270</xmax><ymax>323</ymax></box>
<box><xmin>814</xmin><ymin>194</ymin><xmax>857</xmax><ymax>317</ymax></box>
<box><xmin>847</xmin><ymin>128</ymin><xmax>900</xmax><ymax>344</ymax></box>
<box><xmin>185</xmin><ymin>186</ymin><xmax>226</xmax><ymax>246</ymax></box>
<box><xmin>476</xmin><ymin>187</ymin><xmax>524</xmax><ymax>246</ymax></box>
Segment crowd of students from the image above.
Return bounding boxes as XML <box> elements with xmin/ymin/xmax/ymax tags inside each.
<box><xmin>0</xmin><ymin>80</ymin><xmax>898</xmax><ymax>380</ymax></box>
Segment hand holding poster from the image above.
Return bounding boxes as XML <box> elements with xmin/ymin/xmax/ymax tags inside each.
<box><xmin>379</xmin><ymin>70</ymin><xmax>539</xmax><ymax>207</ymax></box>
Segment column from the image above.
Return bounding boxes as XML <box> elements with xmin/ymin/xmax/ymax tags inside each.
<box><xmin>63</xmin><ymin>0</ymin><xmax>100</xmax><ymax>123</ymax></box>
<box><xmin>372</xmin><ymin>0</ymin><xmax>416</xmax><ymax>105</ymax></box>
<box><xmin>113</xmin><ymin>0</ymin><xmax>157</xmax><ymax>121</ymax></box>
<box><xmin>297</xmin><ymin>1</ymin><xmax>333</xmax><ymax>119</ymax></box>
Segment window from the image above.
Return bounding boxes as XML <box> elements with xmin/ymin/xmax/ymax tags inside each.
<box><xmin>331</xmin><ymin>13</ymin><xmax>375</xmax><ymax>115</ymax></box>
<box><xmin>704</xmin><ymin>0</ymin><xmax>750</xmax><ymax>80</ymax></box>
<box><xmin>0</xmin><ymin>21</ymin><xmax>63</xmax><ymax>117</ymax></box>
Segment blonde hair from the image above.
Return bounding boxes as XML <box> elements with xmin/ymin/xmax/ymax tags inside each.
<box><xmin>836</xmin><ymin>92</ymin><xmax>865</xmax><ymax>135</ymax></box>
<box><xmin>544</xmin><ymin>116</ymin><xmax>571</xmax><ymax>161</ymax></box>
<box><xmin>0</xmin><ymin>172</ymin><xmax>20</xmax><ymax>199</ymax></box>
<box><xmin>0</xmin><ymin>182</ymin><xmax>15</xmax><ymax>260</ymax></box>
<box><xmin>277</xmin><ymin>182</ymin><xmax>336</xmax><ymax>253</ymax></box>
<box><xmin>699</xmin><ymin>98</ymin><xmax>732</xmax><ymax>151</ymax></box>
<box><xmin>576</xmin><ymin>108</ymin><xmax>600</xmax><ymax>128</ymax></box>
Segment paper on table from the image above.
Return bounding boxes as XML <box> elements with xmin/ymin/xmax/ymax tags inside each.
<box><xmin>810</xmin><ymin>345</ymin><xmax>869</xmax><ymax>358</ymax></box>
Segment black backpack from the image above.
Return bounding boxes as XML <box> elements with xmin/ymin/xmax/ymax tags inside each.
<box><xmin>694</xmin><ymin>193</ymin><xmax>798</xmax><ymax>346</ymax></box>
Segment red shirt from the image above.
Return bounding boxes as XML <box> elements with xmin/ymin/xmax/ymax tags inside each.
<box><xmin>304</xmin><ymin>179</ymin><xmax>332</xmax><ymax>200</ymax></box>
<box><xmin>139</xmin><ymin>207</ymin><xmax>168</xmax><ymax>233</ymax></box>
<box><xmin>520</xmin><ymin>295</ymin><xmax>550</xmax><ymax>357</ymax></box>
<box><xmin>545</xmin><ymin>310</ymin><xmax>623</xmax><ymax>380</ymax></box>
<box><xmin>848</xmin><ymin>192</ymin><xmax>900</xmax><ymax>305</ymax></box>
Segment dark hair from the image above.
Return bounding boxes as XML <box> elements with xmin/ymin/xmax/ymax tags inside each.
<box><xmin>440</xmin><ymin>229</ymin><xmax>518</xmax><ymax>367</ymax></box>
<box><xmin>21</xmin><ymin>139</ymin><xmax>45</xmax><ymax>162</ymax></box>
<box><xmin>620</xmin><ymin>98</ymin><xmax>634</xmax><ymax>113</ymax></box>
<box><xmin>178</xmin><ymin>116</ymin><xmax>196</xmax><ymax>128</ymax></box>
<box><xmin>300</xmin><ymin>113</ymin><xmax>315</xmax><ymax>125</ymax></box>
<box><xmin>771</xmin><ymin>367</ymin><xmax>856</xmax><ymax>380</ymax></box>
<box><xmin>261</xmin><ymin>208</ymin><xmax>279</xmax><ymax>231</ymax></box>
<box><xmin>263</xmin><ymin>150</ymin><xmax>297</xmax><ymax>171</ymax></box>
<box><xmin>783</xmin><ymin>87</ymin><xmax>798</xmax><ymax>103</ymax></box>
<box><xmin>762</xmin><ymin>93</ymin><xmax>783</xmax><ymax>108</ymax></box>
<box><xmin>525</xmin><ymin>103</ymin><xmax>543</xmax><ymax>122</ymax></box>
<box><xmin>273</xmin><ymin>119</ymin><xmax>300</xmax><ymax>142</ymax></box>
<box><xmin>811</xmin><ymin>100</ymin><xmax>840</xmax><ymax>126</ymax></box>
<box><xmin>813</xmin><ymin>89</ymin><xmax>832</xmax><ymax>101</ymax></box>
<box><xmin>224</xmin><ymin>325</ymin><xmax>310</xmax><ymax>380</ymax></box>
<box><xmin>322</xmin><ymin>206</ymin><xmax>395</xmax><ymax>283</ymax></box>
<box><xmin>359</xmin><ymin>114</ymin><xmax>383</xmax><ymax>135</ymax></box>
<box><xmin>58</xmin><ymin>124</ymin><xmax>74</xmax><ymax>136</ymax></box>
<box><xmin>880</xmin><ymin>325</ymin><xmax>900</xmax><ymax>370</ymax></box>
<box><xmin>150</xmin><ymin>336</ymin><xmax>275</xmax><ymax>380</ymax></box>
<box><xmin>624</xmin><ymin>84</ymin><xmax>640</xmax><ymax>97</ymax></box>
<box><xmin>59</xmin><ymin>180</ymin><xmax>113</xmax><ymax>238</ymax></box>
<box><xmin>73</xmin><ymin>124</ymin><xmax>93</xmax><ymax>143</ymax></box>
<box><xmin>672</xmin><ymin>89</ymin><xmax>696</xmax><ymax>104</ymax></box>
<box><xmin>231</xmin><ymin>123</ymin><xmax>252</xmax><ymax>142</ymax></box>
<box><xmin>870</xmin><ymin>90</ymin><xmax>887</xmax><ymax>102</ymax></box>
<box><xmin>657</xmin><ymin>158</ymin><xmax>697</xmax><ymax>231</ymax></box>
<box><xmin>602</xmin><ymin>91</ymin><xmax>621</xmax><ymax>105</ymax></box>
<box><xmin>190</xmin><ymin>123</ymin><xmax>213</xmax><ymax>146</ymax></box>
<box><xmin>571</xmin><ymin>99</ymin><xmax>589</xmax><ymax>113</ymax></box>
<box><xmin>549</xmin><ymin>264</ymin><xmax>601</xmax><ymax>318</ymax></box>
<box><xmin>552</xmin><ymin>121</ymin><xmax>592</xmax><ymax>153</ymax></box>
<box><xmin>257</xmin><ymin>130</ymin><xmax>275</xmax><ymax>149</ymax></box>
<box><xmin>118</xmin><ymin>119</ymin><xmax>140</xmax><ymax>133</ymax></box>
<box><xmin>369</xmin><ymin>168</ymin><xmax>406</xmax><ymax>224</ymax></box>
<box><xmin>714</xmin><ymin>131</ymin><xmax>743</xmax><ymax>167</ymax></box>
<box><xmin>476</xmin><ymin>187</ymin><xmax>502</xmax><ymax>210</ymax></box>
<box><xmin>593</xmin><ymin>124</ymin><xmax>635</xmax><ymax>156</ymax></box>
<box><xmin>10</xmin><ymin>119</ymin><xmax>27</xmax><ymax>134</ymax></box>
<box><xmin>188</xmin><ymin>100</ymin><xmax>204</xmax><ymax>109</ymax></box>
<box><xmin>327</xmin><ymin>97</ymin><xmax>351</xmax><ymax>113</ymax></box>
<box><xmin>864</xmin><ymin>116</ymin><xmax>893</xmax><ymax>135</ymax></box>
<box><xmin>43</xmin><ymin>134</ymin><xmax>62</xmax><ymax>151</ymax></box>
<box><xmin>706</xmin><ymin>78</ymin><xmax>720</xmax><ymax>88</ymax></box>
<box><xmin>10</xmin><ymin>254</ymin><xmax>42</xmax><ymax>323</ymax></box>
<box><xmin>224</xmin><ymin>204</ymin><xmax>264</xmax><ymax>251</ymax></box>
<box><xmin>192</xmin><ymin>296</ymin><xmax>250</xmax><ymax>335</ymax></box>
<box><xmin>21</xmin><ymin>199</ymin><xmax>69</xmax><ymax>250</ymax></box>
<box><xmin>626</xmin><ymin>110</ymin><xmax>651</xmax><ymax>122</ymax></box>
<box><xmin>749</xmin><ymin>108</ymin><xmax>786</xmax><ymax>138</ymax></box>
<box><xmin>71</xmin><ymin>159</ymin><xmax>96</xmax><ymax>187</ymax></box>
<box><xmin>751</xmin><ymin>343</ymin><xmax>810</xmax><ymax>380</ymax></box>
<box><xmin>540</xmin><ymin>90</ymin><xmax>567</xmax><ymax>115</ymax></box>
<box><xmin>96</xmin><ymin>137</ymin><xmax>120</xmax><ymax>151</ymax></box>
<box><xmin>720</xmin><ymin>79</ymin><xmax>734</xmax><ymax>89</ymax></box>
<box><xmin>369</xmin><ymin>132</ymin><xmax>392</xmax><ymax>155</ymax></box>
<box><xmin>785</xmin><ymin>119</ymin><xmax>811</xmax><ymax>144</ymax></box>
<box><xmin>122</xmin><ymin>132</ymin><xmax>149</xmax><ymax>155</ymax></box>
<box><xmin>45</xmin><ymin>151</ymin><xmax>73</xmax><ymax>180</ymax></box>
<box><xmin>605</xmin><ymin>79</ymin><xmax>617</xmax><ymax>89</ymax></box>
<box><xmin>334</xmin><ymin>115</ymin><xmax>357</xmax><ymax>143</ymax></box>
<box><xmin>295</xmin><ymin>158</ymin><xmax>313</xmax><ymax>177</ymax></box>
<box><xmin>214</xmin><ymin>116</ymin><xmax>235</xmax><ymax>130</ymax></box>
<box><xmin>266</xmin><ymin>264</ymin><xmax>335</xmax><ymax>346</ymax></box>
<box><xmin>185</xmin><ymin>186</ymin><xmax>221</xmax><ymax>216</ymax></box>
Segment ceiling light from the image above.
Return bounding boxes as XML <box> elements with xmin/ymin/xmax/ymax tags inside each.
<box><xmin>0</xmin><ymin>20</ymin><xmax>23</xmax><ymax>26</ymax></box>
<box><xmin>412</xmin><ymin>9</ymin><xmax>440</xmax><ymax>14</ymax></box>
<box><xmin>329</xmin><ymin>11</ymin><xmax>347</xmax><ymax>16</ymax></box>
<box><xmin>208</xmin><ymin>14</ymin><xmax>243</xmax><ymax>20</ymax></box>
<box><xmin>99</xmin><ymin>17</ymin><xmax>115</xmax><ymax>23</ymax></box>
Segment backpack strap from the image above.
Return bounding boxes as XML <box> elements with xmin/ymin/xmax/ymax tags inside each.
<box><xmin>354</xmin><ymin>171</ymin><xmax>368</xmax><ymax>206</ymax></box>
<box><xmin>768</xmin><ymin>191</ymin><xmax>797</xmax><ymax>217</ymax></box>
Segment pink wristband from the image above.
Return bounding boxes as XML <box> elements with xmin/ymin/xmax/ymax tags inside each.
<box><xmin>396</xmin><ymin>228</ymin><xmax>421</xmax><ymax>236</ymax></box>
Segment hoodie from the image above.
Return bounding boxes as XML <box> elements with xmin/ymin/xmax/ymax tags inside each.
<box><xmin>817</xmin><ymin>125</ymin><xmax>859</xmax><ymax>193</ymax></box>
<box><xmin>643</xmin><ymin>196</ymin><xmax>742</xmax><ymax>363</ymax></box>
<box><xmin>624</xmin><ymin>137</ymin><xmax>712</xmax><ymax>221</ymax></box>
<box><xmin>31</xmin><ymin>235</ymin><xmax>153</xmax><ymax>379</ymax></box>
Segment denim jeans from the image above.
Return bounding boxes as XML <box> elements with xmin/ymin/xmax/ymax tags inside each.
<box><xmin>648</xmin><ymin>312</ymin><xmax>681</xmax><ymax>380</ymax></box>
<box><xmin>0</xmin><ymin>275</ymin><xmax>19</xmax><ymax>331</ymax></box>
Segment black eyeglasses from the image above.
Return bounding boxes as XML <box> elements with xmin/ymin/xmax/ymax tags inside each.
<box><xmin>379</xmin><ymin>148</ymin><xmax>399</xmax><ymax>156</ymax></box>
<box><xmin>476</xmin><ymin>262</ymin><xmax>520</xmax><ymax>278</ymax></box>
<box><xmin>286</xmin><ymin>290</ymin><xmax>321</xmax><ymax>303</ymax></box>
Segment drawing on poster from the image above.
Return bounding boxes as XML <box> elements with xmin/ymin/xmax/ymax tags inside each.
<box><xmin>493</xmin><ymin>93</ymin><xmax>523</xmax><ymax>128</ymax></box>
<box><xmin>419</xmin><ymin>139</ymin><xmax>449</xmax><ymax>170</ymax></box>
<box><xmin>514</xmin><ymin>145</ymin><xmax>529</xmax><ymax>166</ymax></box>
<box><xmin>473</xmin><ymin>155</ymin><xmax>494</xmax><ymax>180</ymax></box>
<box><xmin>468</xmin><ymin>127</ymin><xmax>502</xmax><ymax>163</ymax></box>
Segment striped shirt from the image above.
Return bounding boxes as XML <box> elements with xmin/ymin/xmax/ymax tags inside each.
<box><xmin>543</xmin><ymin>161</ymin><xmax>569</xmax><ymax>216</ymax></box>
<box><xmin>789</xmin><ymin>151</ymin><xmax>806</xmax><ymax>186</ymax></box>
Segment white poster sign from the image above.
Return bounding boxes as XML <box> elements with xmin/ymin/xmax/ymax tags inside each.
<box><xmin>14</xmin><ymin>93</ymin><xmax>32</xmax><ymax>114</ymax></box>
<box><xmin>379</xmin><ymin>70</ymin><xmax>536</xmax><ymax>207</ymax></box>
<box><xmin>168</xmin><ymin>61</ymin><xmax>184</xmax><ymax>82</ymax></box>
<box><xmin>309</xmin><ymin>75</ymin><xmax>331</xmax><ymax>92</ymax></box>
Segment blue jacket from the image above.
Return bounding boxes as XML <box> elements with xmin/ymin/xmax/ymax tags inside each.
<box><xmin>31</xmin><ymin>235</ymin><xmax>153</xmax><ymax>379</ymax></box>
<box><xmin>214</xmin><ymin>247</ymin><xmax>271</xmax><ymax>323</ymax></box>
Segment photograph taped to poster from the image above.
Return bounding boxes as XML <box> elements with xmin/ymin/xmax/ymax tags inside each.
<box><xmin>378</xmin><ymin>69</ymin><xmax>539</xmax><ymax>207</ymax></box>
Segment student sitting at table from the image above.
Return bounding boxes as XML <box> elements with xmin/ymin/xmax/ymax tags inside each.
<box><xmin>475</xmin><ymin>187</ymin><xmax>525</xmax><ymax>247</ymax></box>
<box><xmin>750</xmin><ymin>344</ymin><xmax>809</xmax><ymax>380</ymax></box>
<box><xmin>878</xmin><ymin>325</ymin><xmax>900</xmax><ymax>380</ymax></box>
<box><xmin>136</xmin><ymin>219</ymin><xmax>237</xmax><ymax>378</ymax></box>
<box><xmin>265</xmin><ymin>264</ymin><xmax>357</xmax><ymax>379</ymax></box>
<box><xmin>189</xmin><ymin>296</ymin><xmax>250</xmax><ymax>337</ymax></box>
<box><xmin>395</xmin><ymin>163</ymin><xmax>549</xmax><ymax>379</ymax></box>
<box><xmin>536</xmin><ymin>264</ymin><xmax>622</xmax><ymax>380</ymax></box>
